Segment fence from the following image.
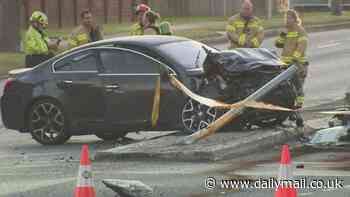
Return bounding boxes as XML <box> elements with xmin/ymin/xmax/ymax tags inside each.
<box><xmin>150</xmin><ymin>0</ymin><xmax>270</xmax><ymax>18</ymax></box>
<box><xmin>21</xmin><ymin>0</ymin><xmax>271</xmax><ymax>28</ymax></box>
<box><xmin>20</xmin><ymin>0</ymin><xmax>149</xmax><ymax>28</ymax></box>
<box><xmin>290</xmin><ymin>0</ymin><xmax>350</xmax><ymax>7</ymax></box>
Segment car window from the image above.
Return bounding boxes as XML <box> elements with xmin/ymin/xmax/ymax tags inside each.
<box><xmin>54</xmin><ymin>51</ymin><xmax>98</xmax><ymax>72</ymax></box>
<box><xmin>100</xmin><ymin>49</ymin><xmax>160</xmax><ymax>74</ymax></box>
<box><xmin>156</xmin><ymin>41</ymin><xmax>218</xmax><ymax>69</ymax></box>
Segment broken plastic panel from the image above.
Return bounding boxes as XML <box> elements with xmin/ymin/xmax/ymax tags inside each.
<box><xmin>309</xmin><ymin>126</ymin><xmax>350</xmax><ymax>146</ymax></box>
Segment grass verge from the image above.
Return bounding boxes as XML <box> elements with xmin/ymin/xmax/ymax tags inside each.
<box><xmin>0</xmin><ymin>53</ymin><xmax>25</xmax><ymax>76</ymax></box>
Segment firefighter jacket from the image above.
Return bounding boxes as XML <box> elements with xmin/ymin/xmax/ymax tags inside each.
<box><xmin>275</xmin><ymin>26</ymin><xmax>308</xmax><ymax>65</ymax></box>
<box><xmin>130</xmin><ymin>23</ymin><xmax>144</xmax><ymax>36</ymax></box>
<box><xmin>159</xmin><ymin>21</ymin><xmax>173</xmax><ymax>35</ymax></box>
<box><xmin>23</xmin><ymin>26</ymin><xmax>49</xmax><ymax>55</ymax></box>
<box><xmin>69</xmin><ymin>25</ymin><xmax>103</xmax><ymax>48</ymax></box>
<box><xmin>226</xmin><ymin>14</ymin><xmax>264</xmax><ymax>49</ymax></box>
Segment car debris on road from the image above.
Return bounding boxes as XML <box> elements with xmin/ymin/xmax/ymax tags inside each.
<box><xmin>304</xmin><ymin>92</ymin><xmax>350</xmax><ymax>147</ymax></box>
<box><xmin>103</xmin><ymin>179</ymin><xmax>153</xmax><ymax>197</ymax></box>
<box><xmin>307</xmin><ymin>126</ymin><xmax>350</xmax><ymax>146</ymax></box>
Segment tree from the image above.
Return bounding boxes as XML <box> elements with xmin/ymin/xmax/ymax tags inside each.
<box><xmin>0</xmin><ymin>0</ymin><xmax>20</xmax><ymax>52</ymax></box>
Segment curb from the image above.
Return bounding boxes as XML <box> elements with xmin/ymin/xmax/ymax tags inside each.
<box><xmin>200</xmin><ymin>22</ymin><xmax>350</xmax><ymax>45</ymax></box>
<box><xmin>94</xmin><ymin>121</ymin><xmax>318</xmax><ymax>162</ymax></box>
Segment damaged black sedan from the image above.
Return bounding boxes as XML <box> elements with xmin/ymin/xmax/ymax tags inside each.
<box><xmin>1</xmin><ymin>36</ymin><xmax>297</xmax><ymax>145</ymax></box>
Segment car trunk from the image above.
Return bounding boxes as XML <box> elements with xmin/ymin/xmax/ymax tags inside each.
<box><xmin>8</xmin><ymin>68</ymin><xmax>33</xmax><ymax>78</ymax></box>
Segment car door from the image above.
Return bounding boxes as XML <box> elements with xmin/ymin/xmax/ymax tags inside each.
<box><xmin>98</xmin><ymin>48</ymin><xmax>162</xmax><ymax>128</ymax></box>
<box><xmin>53</xmin><ymin>49</ymin><xmax>105</xmax><ymax>128</ymax></box>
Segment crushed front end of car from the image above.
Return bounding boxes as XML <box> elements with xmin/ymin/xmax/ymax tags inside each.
<box><xmin>196</xmin><ymin>48</ymin><xmax>298</xmax><ymax>130</ymax></box>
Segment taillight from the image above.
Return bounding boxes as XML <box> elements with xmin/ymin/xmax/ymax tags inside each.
<box><xmin>3</xmin><ymin>78</ymin><xmax>14</xmax><ymax>93</ymax></box>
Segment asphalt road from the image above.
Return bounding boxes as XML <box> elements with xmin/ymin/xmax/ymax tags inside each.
<box><xmin>0</xmin><ymin>29</ymin><xmax>350</xmax><ymax>197</ymax></box>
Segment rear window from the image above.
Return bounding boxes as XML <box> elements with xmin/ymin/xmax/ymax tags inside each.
<box><xmin>54</xmin><ymin>51</ymin><xmax>98</xmax><ymax>72</ymax></box>
<box><xmin>156</xmin><ymin>41</ymin><xmax>218</xmax><ymax>69</ymax></box>
<box><xmin>99</xmin><ymin>49</ymin><xmax>160</xmax><ymax>74</ymax></box>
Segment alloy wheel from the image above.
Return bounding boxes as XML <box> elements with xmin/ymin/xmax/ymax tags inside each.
<box><xmin>29</xmin><ymin>101</ymin><xmax>70</xmax><ymax>145</ymax></box>
<box><xmin>181</xmin><ymin>99</ymin><xmax>217</xmax><ymax>133</ymax></box>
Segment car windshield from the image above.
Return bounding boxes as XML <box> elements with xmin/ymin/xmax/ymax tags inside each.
<box><xmin>156</xmin><ymin>40</ymin><xmax>219</xmax><ymax>69</ymax></box>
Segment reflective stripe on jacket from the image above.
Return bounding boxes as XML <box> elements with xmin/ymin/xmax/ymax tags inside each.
<box><xmin>130</xmin><ymin>23</ymin><xmax>144</xmax><ymax>36</ymax></box>
<box><xmin>69</xmin><ymin>25</ymin><xmax>103</xmax><ymax>48</ymax></box>
<box><xmin>275</xmin><ymin>26</ymin><xmax>308</xmax><ymax>65</ymax></box>
<box><xmin>226</xmin><ymin>14</ymin><xmax>264</xmax><ymax>49</ymax></box>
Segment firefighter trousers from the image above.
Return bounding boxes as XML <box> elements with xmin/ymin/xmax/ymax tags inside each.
<box><xmin>292</xmin><ymin>62</ymin><xmax>309</xmax><ymax>97</ymax></box>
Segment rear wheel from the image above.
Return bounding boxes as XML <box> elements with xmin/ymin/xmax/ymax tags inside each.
<box><xmin>181</xmin><ymin>99</ymin><xmax>217</xmax><ymax>133</ymax></box>
<box><xmin>29</xmin><ymin>100</ymin><xmax>71</xmax><ymax>145</ymax></box>
<box><xmin>95</xmin><ymin>132</ymin><xmax>127</xmax><ymax>141</ymax></box>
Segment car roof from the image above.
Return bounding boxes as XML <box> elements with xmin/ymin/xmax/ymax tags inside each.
<box><xmin>54</xmin><ymin>36</ymin><xmax>191</xmax><ymax>60</ymax></box>
<box><xmin>95</xmin><ymin>35</ymin><xmax>191</xmax><ymax>48</ymax></box>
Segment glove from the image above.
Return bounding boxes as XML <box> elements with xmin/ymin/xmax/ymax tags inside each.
<box><xmin>280</xmin><ymin>63</ymin><xmax>289</xmax><ymax>69</ymax></box>
<box><xmin>56</xmin><ymin>37</ymin><xmax>62</xmax><ymax>46</ymax></box>
<box><xmin>280</xmin><ymin>32</ymin><xmax>287</xmax><ymax>37</ymax></box>
<box><xmin>275</xmin><ymin>42</ymin><xmax>284</xmax><ymax>48</ymax></box>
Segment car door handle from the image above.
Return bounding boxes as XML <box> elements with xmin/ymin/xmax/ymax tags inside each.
<box><xmin>57</xmin><ymin>80</ymin><xmax>73</xmax><ymax>89</ymax></box>
<box><xmin>63</xmin><ymin>80</ymin><xmax>73</xmax><ymax>84</ymax></box>
<box><xmin>104</xmin><ymin>85</ymin><xmax>120</xmax><ymax>89</ymax></box>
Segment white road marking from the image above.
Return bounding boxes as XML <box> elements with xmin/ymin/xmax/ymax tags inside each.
<box><xmin>318</xmin><ymin>42</ymin><xmax>341</xmax><ymax>49</ymax></box>
<box><xmin>0</xmin><ymin>161</ymin><xmax>79</xmax><ymax>170</ymax></box>
<box><xmin>0</xmin><ymin>151</ymin><xmax>69</xmax><ymax>159</ymax></box>
<box><xmin>0</xmin><ymin>177</ymin><xmax>76</xmax><ymax>196</ymax></box>
<box><xmin>0</xmin><ymin>171</ymin><xmax>66</xmax><ymax>176</ymax></box>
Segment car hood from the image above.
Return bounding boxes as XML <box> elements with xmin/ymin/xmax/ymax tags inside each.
<box><xmin>185</xmin><ymin>67</ymin><xmax>204</xmax><ymax>76</ymax></box>
<box><xmin>220</xmin><ymin>48</ymin><xmax>284</xmax><ymax>68</ymax></box>
<box><xmin>8</xmin><ymin>68</ymin><xmax>33</xmax><ymax>78</ymax></box>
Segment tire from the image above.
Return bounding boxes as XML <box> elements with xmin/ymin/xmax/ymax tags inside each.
<box><xmin>253</xmin><ymin>114</ymin><xmax>289</xmax><ymax>128</ymax></box>
<box><xmin>180</xmin><ymin>99</ymin><xmax>218</xmax><ymax>134</ymax></box>
<box><xmin>28</xmin><ymin>99</ymin><xmax>71</xmax><ymax>145</ymax></box>
<box><xmin>252</xmin><ymin>83</ymin><xmax>295</xmax><ymax>128</ymax></box>
<box><xmin>95</xmin><ymin>132</ymin><xmax>127</xmax><ymax>141</ymax></box>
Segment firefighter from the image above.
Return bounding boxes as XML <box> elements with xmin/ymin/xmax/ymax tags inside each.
<box><xmin>130</xmin><ymin>4</ymin><xmax>150</xmax><ymax>36</ymax></box>
<box><xmin>23</xmin><ymin>11</ymin><xmax>58</xmax><ymax>68</ymax></box>
<box><xmin>143</xmin><ymin>10</ymin><xmax>161</xmax><ymax>35</ymax></box>
<box><xmin>69</xmin><ymin>9</ymin><xmax>103</xmax><ymax>48</ymax></box>
<box><xmin>143</xmin><ymin>10</ymin><xmax>174</xmax><ymax>36</ymax></box>
<box><xmin>275</xmin><ymin>9</ymin><xmax>308</xmax><ymax>108</ymax></box>
<box><xmin>226</xmin><ymin>0</ymin><xmax>264</xmax><ymax>49</ymax></box>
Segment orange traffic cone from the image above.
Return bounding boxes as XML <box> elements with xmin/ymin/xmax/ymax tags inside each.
<box><xmin>74</xmin><ymin>144</ymin><xmax>96</xmax><ymax>197</ymax></box>
<box><xmin>275</xmin><ymin>144</ymin><xmax>297</xmax><ymax>197</ymax></box>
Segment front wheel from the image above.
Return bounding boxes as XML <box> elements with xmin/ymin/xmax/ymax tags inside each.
<box><xmin>181</xmin><ymin>99</ymin><xmax>218</xmax><ymax>133</ymax></box>
<box><xmin>253</xmin><ymin>113</ymin><xmax>289</xmax><ymax>128</ymax></box>
<box><xmin>29</xmin><ymin>100</ymin><xmax>71</xmax><ymax>145</ymax></box>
